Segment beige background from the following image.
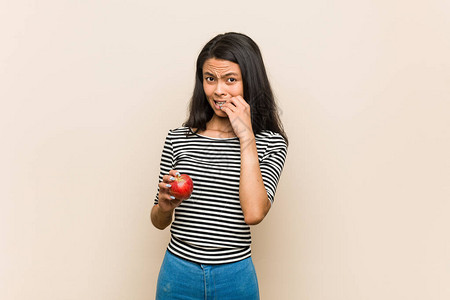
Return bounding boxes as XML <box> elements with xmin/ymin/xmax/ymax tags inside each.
<box><xmin>1</xmin><ymin>0</ymin><xmax>449</xmax><ymax>299</ymax></box>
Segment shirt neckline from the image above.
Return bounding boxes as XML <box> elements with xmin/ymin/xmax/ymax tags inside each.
<box><xmin>189</xmin><ymin>127</ymin><xmax>239</xmax><ymax>140</ymax></box>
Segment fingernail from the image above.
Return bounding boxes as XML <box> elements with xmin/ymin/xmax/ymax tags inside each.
<box><xmin>175</xmin><ymin>172</ymin><xmax>180</xmax><ymax>176</ymax></box>
<box><xmin>169</xmin><ymin>177</ymin><xmax>175</xmax><ymax>181</ymax></box>
<box><xmin>170</xmin><ymin>196</ymin><xmax>175</xmax><ymax>200</ymax></box>
<box><xmin>166</xmin><ymin>184</ymin><xmax>172</xmax><ymax>188</ymax></box>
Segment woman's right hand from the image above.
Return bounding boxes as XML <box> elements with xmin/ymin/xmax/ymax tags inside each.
<box><xmin>157</xmin><ymin>169</ymin><xmax>183</xmax><ymax>213</ymax></box>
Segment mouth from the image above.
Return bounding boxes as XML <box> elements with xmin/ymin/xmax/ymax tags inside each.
<box><xmin>213</xmin><ymin>100</ymin><xmax>226</xmax><ymax>109</ymax></box>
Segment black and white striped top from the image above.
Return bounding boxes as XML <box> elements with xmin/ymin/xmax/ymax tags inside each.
<box><xmin>154</xmin><ymin>127</ymin><xmax>287</xmax><ymax>264</ymax></box>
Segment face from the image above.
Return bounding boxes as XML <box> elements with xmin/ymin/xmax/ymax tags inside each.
<box><xmin>202</xmin><ymin>58</ymin><xmax>244</xmax><ymax>118</ymax></box>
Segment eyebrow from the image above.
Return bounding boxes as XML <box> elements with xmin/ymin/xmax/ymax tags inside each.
<box><xmin>203</xmin><ymin>71</ymin><xmax>239</xmax><ymax>77</ymax></box>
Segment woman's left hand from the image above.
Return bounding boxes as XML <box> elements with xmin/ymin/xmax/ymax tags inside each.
<box><xmin>220</xmin><ymin>95</ymin><xmax>254</xmax><ymax>140</ymax></box>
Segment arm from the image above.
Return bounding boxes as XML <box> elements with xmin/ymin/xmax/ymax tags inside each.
<box><xmin>151</xmin><ymin>170</ymin><xmax>184</xmax><ymax>229</ymax></box>
<box><xmin>239</xmin><ymin>134</ymin><xmax>271</xmax><ymax>225</ymax></box>
<box><xmin>151</xmin><ymin>131</ymin><xmax>185</xmax><ymax>229</ymax></box>
<box><xmin>151</xmin><ymin>203</ymin><xmax>174</xmax><ymax>230</ymax></box>
<box><xmin>221</xmin><ymin>96</ymin><xmax>271</xmax><ymax>225</ymax></box>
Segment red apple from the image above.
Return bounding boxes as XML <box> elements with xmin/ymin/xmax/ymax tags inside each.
<box><xmin>170</xmin><ymin>173</ymin><xmax>194</xmax><ymax>200</ymax></box>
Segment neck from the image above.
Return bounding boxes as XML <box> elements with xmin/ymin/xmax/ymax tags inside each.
<box><xmin>206</xmin><ymin>115</ymin><xmax>233</xmax><ymax>133</ymax></box>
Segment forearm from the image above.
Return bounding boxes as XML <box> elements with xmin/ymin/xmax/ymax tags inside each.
<box><xmin>239</xmin><ymin>134</ymin><xmax>271</xmax><ymax>225</ymax></box>
<box><xmin>151</xmin><ymin>204</ymin><xmax>174</xmax><ymax>230</ymax></box>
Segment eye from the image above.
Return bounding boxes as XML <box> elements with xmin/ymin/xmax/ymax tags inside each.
<box><xmin>227</xmin><ymin>78</ymin><xmax>237</xmax><ymax>83</ymax></box>
<box><xmin>205</xmin><ymin>77</ymin><xmax>215</xmax><ymax>82</ymax></box>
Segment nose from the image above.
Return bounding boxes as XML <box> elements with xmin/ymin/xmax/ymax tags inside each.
<box><xmin>214</xmin><ymin>81</ymin><xmax>227</xmax><ymax>97</ymax></box>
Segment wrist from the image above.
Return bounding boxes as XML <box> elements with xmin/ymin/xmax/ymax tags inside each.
<box><xmin>239</xmin><ymin>132</ymin><xmax>256</xmax><ymax>153</ymax></box>
<box><xmin>239</xmin><ymin>131</ymin><xmax>255</xmax><ymax>144</ymax></box>
<box><xmin>158</xmin><ymin>204</ymin><xmax>174</xmax><ymax>216</ymax></box>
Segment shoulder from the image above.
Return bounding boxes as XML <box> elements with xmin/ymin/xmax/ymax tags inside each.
<box><xmin>166</xmin><ymin>126</ymin><xmax>192</xmax><ymax>137</ymax></box>
<box><xmin>255</xmin><ymin>130</ymin><xmax>288</xmax><ymax>148</ymax></box>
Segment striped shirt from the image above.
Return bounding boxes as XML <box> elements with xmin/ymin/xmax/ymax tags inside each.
<box><xmin>154</xmin><ymin>126</ymin><xmax>287</xmax><ymax>264</ymax></box>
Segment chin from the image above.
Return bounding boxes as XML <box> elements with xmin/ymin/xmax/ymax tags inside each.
<box><xmin>213</xmin><ymin>110</ymin><xmax>228</xmax><ymax>118</ymax></box>
<box><xmin>209</xmin><ymin>102</ymin><xmax>226</xmax><ymax>117</ymax></box>
<box><xmin>216</xmin><ymin>112</ymin><xmax>228</xmax><ymax>118</ymax></box>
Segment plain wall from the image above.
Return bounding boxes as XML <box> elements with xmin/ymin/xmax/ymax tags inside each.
<box><xmin>1</xmin><ymin>1</ymin><xmax>449</xmax><ymax>299</ymax></box>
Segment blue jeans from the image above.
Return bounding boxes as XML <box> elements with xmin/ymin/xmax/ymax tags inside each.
<box><xmin>156</xmin><ymin>250</ymin><xmax>260</xmax><ymax>300</ymax></box>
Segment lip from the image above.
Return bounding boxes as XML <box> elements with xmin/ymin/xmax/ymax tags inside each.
<box><xmin>213</xmin><ymin>100</ymin><xmax>227</xmax><ymax>110</ymax></box>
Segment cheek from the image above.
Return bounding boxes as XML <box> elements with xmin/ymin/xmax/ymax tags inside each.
<box><xmin>203</xmin><ymin>84</ymin><xmax>213</xmax><ymax>98</ymax></box>
<box><xmin>232</xmin><ymin>83</ymin><xmax>244</xmax><ymax>97</ymax></box>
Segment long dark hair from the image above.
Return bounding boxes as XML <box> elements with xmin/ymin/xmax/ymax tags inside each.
<box><xmin>183</xmin><ymin>32</ymin><xmax>288</xmax><ymax>145</ymax></box>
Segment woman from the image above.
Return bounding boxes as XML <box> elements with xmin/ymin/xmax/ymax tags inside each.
<box><xmin>151</xmin><ymin>32</ymin><xmax>288</xmax><ymax>300</ymax></box>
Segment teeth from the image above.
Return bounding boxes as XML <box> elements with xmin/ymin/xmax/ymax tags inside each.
<box><xmin>216</xmin><ymin>101</ymin><xmax>225</xmax><ymax>105</ymax></box>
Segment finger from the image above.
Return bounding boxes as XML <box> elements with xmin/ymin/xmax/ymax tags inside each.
<box><xmin>162</xmin><ymin>174</ymin><xmax>176</xmax><ymax>183</ymax></box>
<box><xmin>221</xmin><ymin>101</ymin><xmax>237</xmax><ymax>112</ymax></box>
<box><xmin>159</xmin><ymin>191</ymin><xmax>176</xmax><ymax>202</ymax></box>
<box><xmin>234</xmin><ymin>95</ymin><xmax>249</xmax><ymax>107</ymax></box>
<box><xmin>220</xmin><ymin>104</ymin><xmax>234</xmax><ymax>115</ymax></box>
<box><xmin>226</xmin><ymin>97</ymin><xmax>240</xmax><ymax>108</ymax></box>
<box><xmin>158</xmin><ymin>183</ymin><xmax>178</xmax><ymax>201</ymax></box>
<box><xmin>230</xmin><ymin>96</ymin><xmax>250</xmax><ymax>112</ymax></box>
<box><xmin>158</xmin><ymin>181</ymin><xmax>173</xmax><ymax>191</ymax></box>
<box><xmin>169</xmin><ymin>169</ymin><xmax>180</xmax><ymax>177</ymax></box>
<box><xmin>166</xmin><ymin>193</ymin><xmax>177</xmax><ymax>201</ymax></box>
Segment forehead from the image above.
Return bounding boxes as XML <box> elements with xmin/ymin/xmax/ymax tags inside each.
<box><xmin>202</xmin><ymin>58</ymin><xmax>241</xmax><ymax>74</ymax></box>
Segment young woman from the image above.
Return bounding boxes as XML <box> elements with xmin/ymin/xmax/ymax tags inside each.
<box><xmin>151</xmin><ymin>32</ymin><xmax>288</xmax><ymax>300</ymax></box>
